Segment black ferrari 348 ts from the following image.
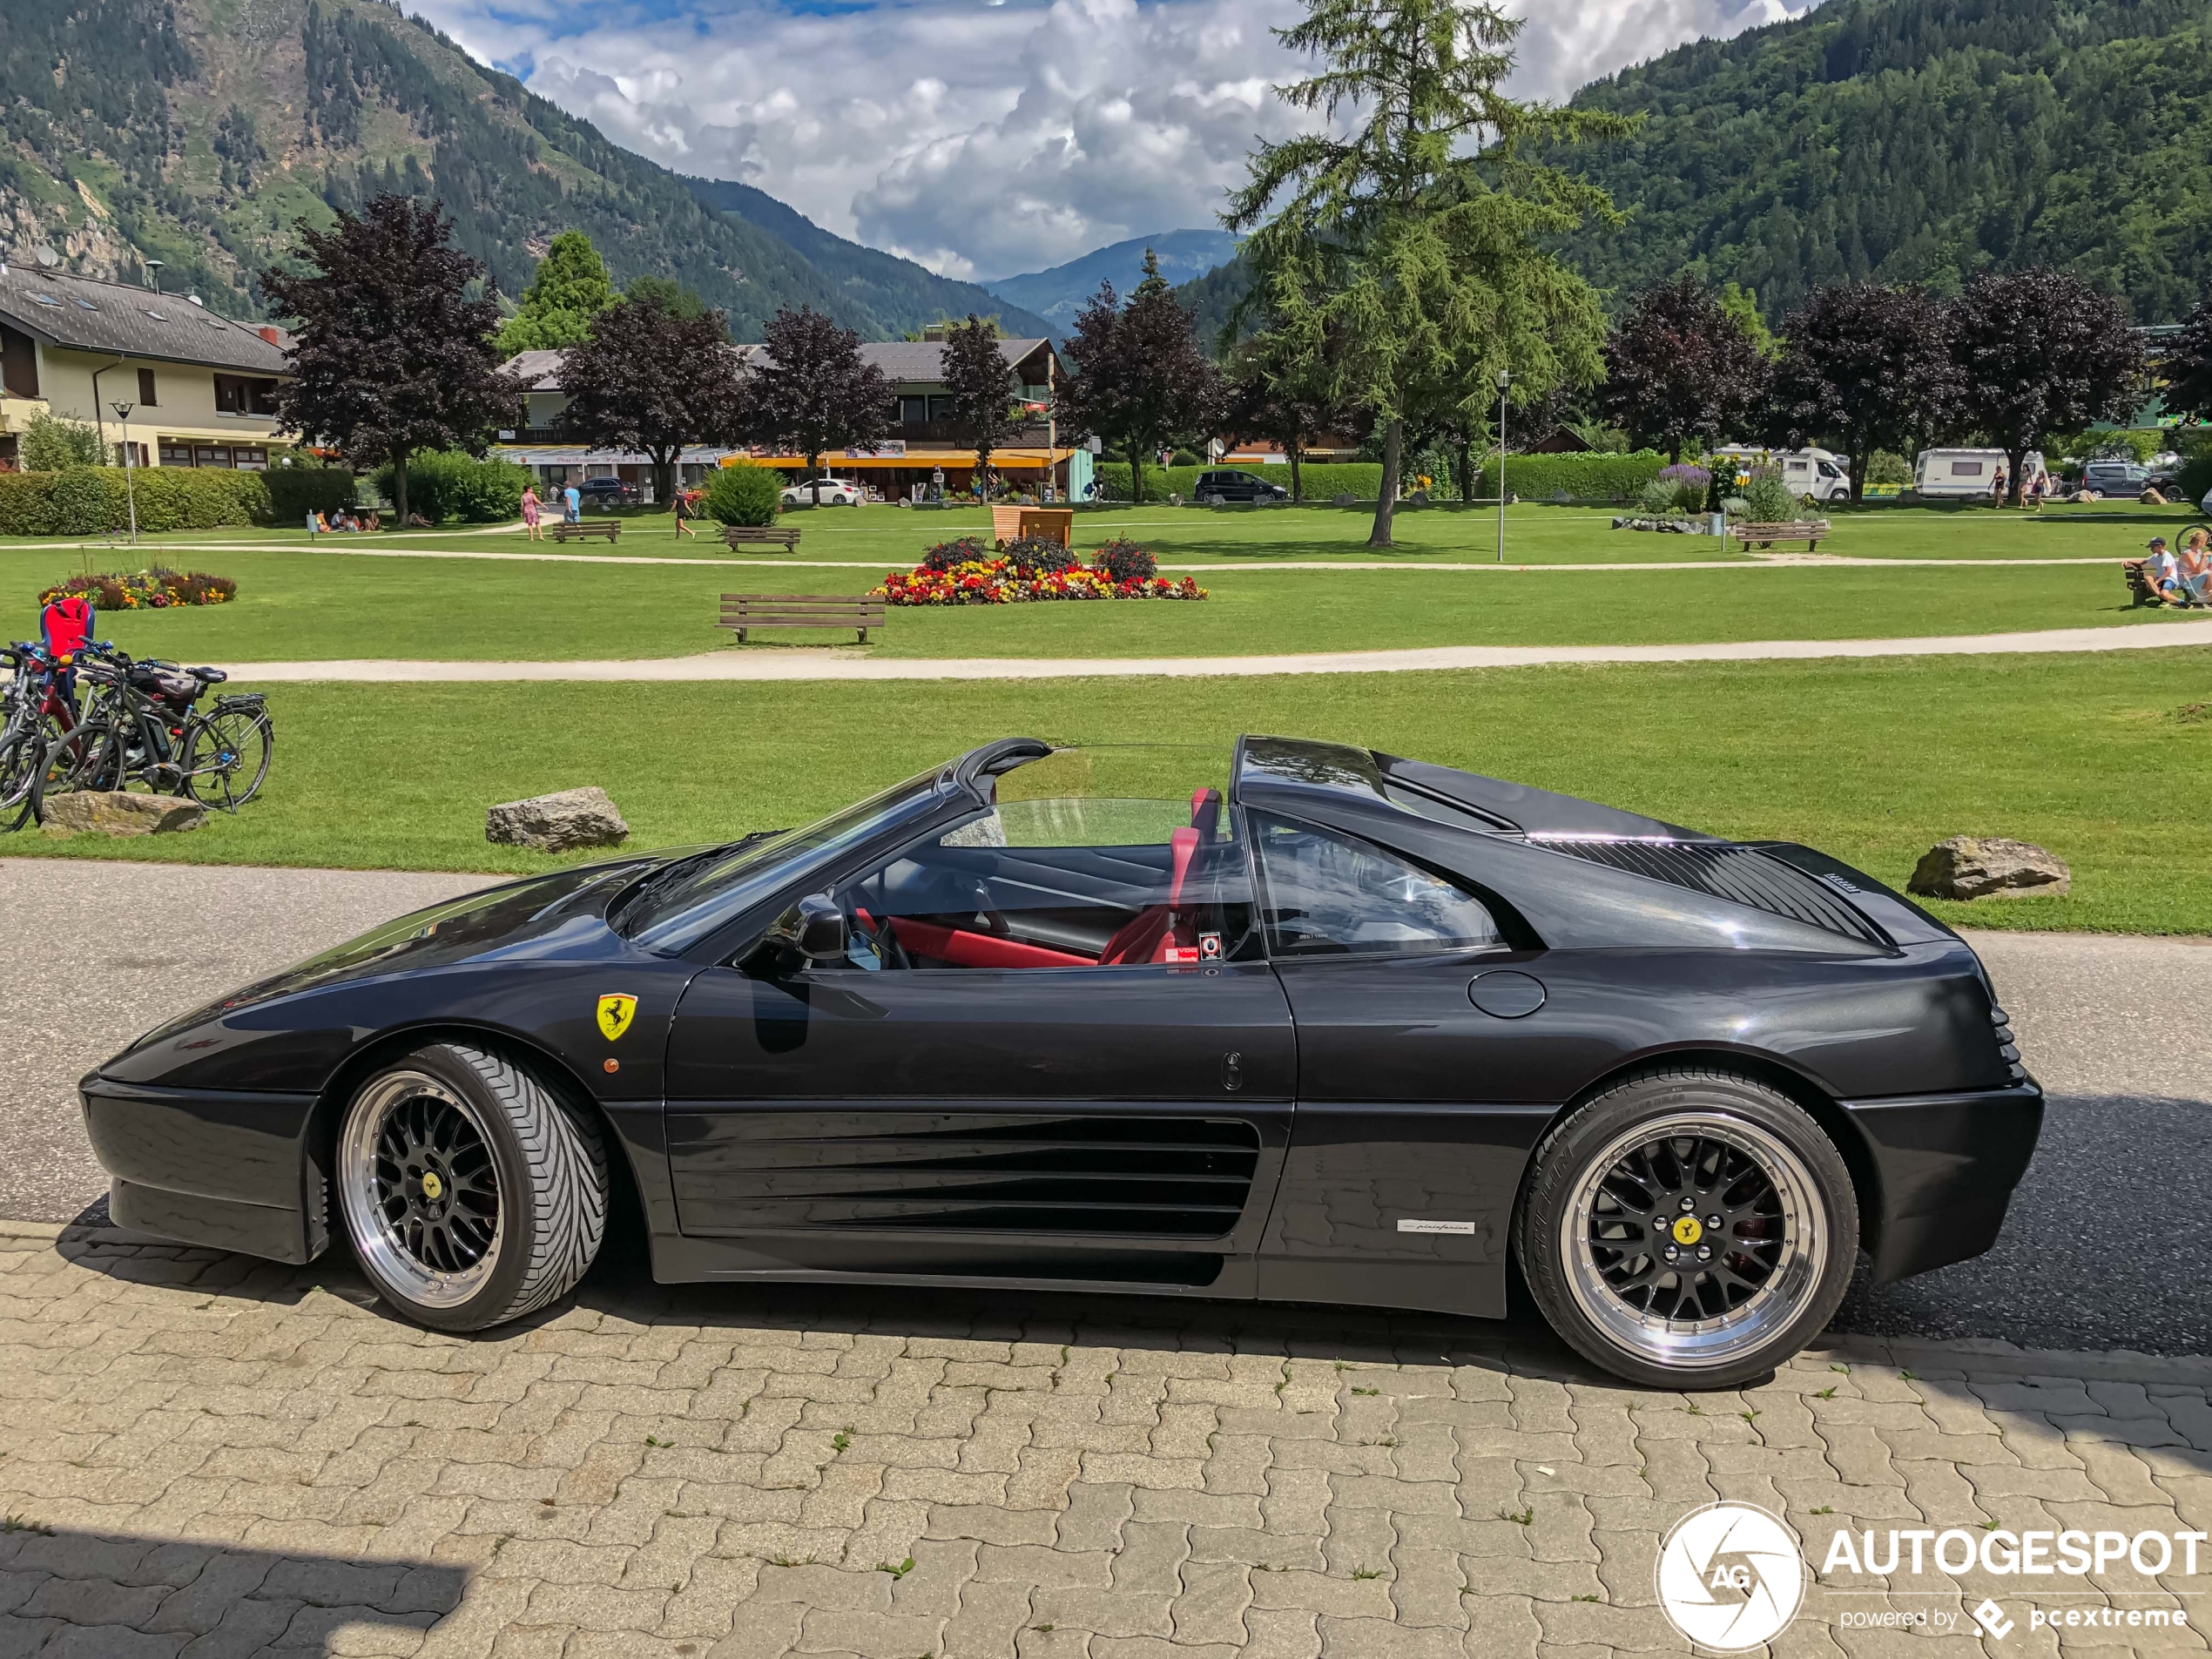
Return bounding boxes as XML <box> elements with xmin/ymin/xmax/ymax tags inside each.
<box><xmin>83</xmin><ymin>737</ymin><xmax>2041</xmax><ymax>1386</ymax></box>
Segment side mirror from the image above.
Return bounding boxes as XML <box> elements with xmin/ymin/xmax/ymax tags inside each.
<box><xmin>763</xmin><ymin>894</ymin><xmax>847</xmax><ymax>968</ymax></box>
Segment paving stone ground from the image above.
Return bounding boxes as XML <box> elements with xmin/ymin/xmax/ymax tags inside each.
<box><xmin>0</xmin><ymin>1223</ymin><xmax>2205</xmax><ymax>1658</ymax></box>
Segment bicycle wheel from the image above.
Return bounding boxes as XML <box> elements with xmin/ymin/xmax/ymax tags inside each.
<box><xmin>48</xmin><ymin>717</ymin><xmax>125</xmax><ymax>797</ymax></box>
<box><xmin>0</xmin><ymin>729</ymin><xmax>40</xmax><ymax>832</ymax></box>
<box><xmin>182</xmin><ymin>705</ymin><xmax>273</xmax><ymax>809</ymax></box>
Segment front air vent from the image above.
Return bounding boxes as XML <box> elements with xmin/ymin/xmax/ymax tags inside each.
<box><xmin>682</xmin><ymin>1114</ymin><xmax>1260</xmax><ymax>1238</ymax></box>
<box><xmin>1991</xmin><ymin>1005</ymin><xmax>2027</xmax><ymax>1083</ymax></box>
<box><xmin>1533</xmin><ymin>839</ymin><xmax>1892</xmax><ymax>947</ymax></box>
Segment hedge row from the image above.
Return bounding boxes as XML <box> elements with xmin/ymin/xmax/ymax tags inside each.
<box><xmin>1476</xmin><ymin>450</ymin><xmax>1669</xmax><ymax>502</ymax></box>
<box><xmin>1092</xmin><ymin>462</ymin><xmax>1386</xmax><ymax>502</ymax></box>
<box><xmin>0</xmin><ymin>467</ymin><xmax>273</xmax><ymax>536</ymax></box>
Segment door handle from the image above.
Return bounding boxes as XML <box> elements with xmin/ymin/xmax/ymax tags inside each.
<box><xmin>1221</xmin><ymin>1051</ymin><xmax>1244</xmax><ymax>1092</ymax></box>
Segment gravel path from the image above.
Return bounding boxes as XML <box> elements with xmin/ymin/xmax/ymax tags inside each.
<box><xmin>4</xmin><ymin>857</ymin><xmax>2205</xmax><ymax>1351</ymax></box>
<box><xmin>204</xmin><ymin>615</ymin><xmax>2212</xmax><ymax>682</ymax></box>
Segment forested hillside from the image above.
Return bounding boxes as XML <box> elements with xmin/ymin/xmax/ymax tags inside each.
<box><xmin>1560</xmin><ymin>0</ymin><xmax>2212</xmax><ymax>324</ymax></box>
<box><xmin>0</xmin><ymin>0</ymin><xmax>1031</xmax><ymax>339</ymax></box>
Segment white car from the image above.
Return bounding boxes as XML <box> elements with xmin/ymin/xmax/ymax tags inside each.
<box><xmin>780</xmin><ymin>477</ymin><xmax>864</xmax><ymax>507</ymax></box>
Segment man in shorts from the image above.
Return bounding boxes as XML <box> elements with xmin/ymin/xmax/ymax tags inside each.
<box><xmin>2142</xmin><ymin>536</ymin><xmax>2184</xmax><ymax>604</ymax></box>
<box><xmin>563</xmin><ymin>482</ymin><xmax>582</xmax><ymax>525</ymax></box>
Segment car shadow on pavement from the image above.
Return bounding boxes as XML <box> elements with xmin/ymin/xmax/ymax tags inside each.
<box><xmin>0</xmin><ymin>1527</ymin><xmax>465</xmax><ymax>1656</ymax></box>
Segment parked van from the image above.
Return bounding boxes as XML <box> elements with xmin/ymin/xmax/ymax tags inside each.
<box><xmin>1913</xmin><ymin>448</ymin><xmax>2043</xmax><ymax>499</ymax></box>
<box><xmin>1709</xmin><ymin>445</ymin><xmax>1853</xmax><ymax>502</ymax></box>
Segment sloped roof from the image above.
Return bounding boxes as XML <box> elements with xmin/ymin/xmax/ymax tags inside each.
<box><xmin>0</xmin><ymin>264</ymin><xmax>289</xmax><ymax>374</ymax></box>
<box><xmin>499</xmin><ymin>338</ymin><xmax>1051</xmax><ymax>392</ymax></box>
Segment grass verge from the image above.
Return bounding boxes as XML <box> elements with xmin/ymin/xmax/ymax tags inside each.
<box><xmin>7</xmin><ymin>648</ymin><xmax>2207</xmax><ymax>935</ymax></box>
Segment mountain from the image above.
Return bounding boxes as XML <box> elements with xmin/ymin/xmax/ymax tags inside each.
<box><xmin>0</xmin><ymin>0</ymin><xmax>1043</xmax><ymax>341</ymax></box>
<box><xmin>1558</xmin><ymin>0</ymin><xmax>2212</xmax><ymax>325</ymax></box>
<box><xmin>681</xmin><ymin>176</ymin><xmax>1053</xmax><ymax>340</ymax></box>
<box><xmin>983</xmin><ymin>229</ymin><xmax>1241</xmax><ymax>325</ymax></box>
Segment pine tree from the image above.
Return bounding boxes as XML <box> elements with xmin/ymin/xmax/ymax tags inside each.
<box><xmin>1225</xmin><ymin>0</ymin><xmax>1629</xmax><ymax>547</ymax></box>
<box><xmin>496</xmin><ymin>231</ymin><xmax>616</xmax><ymax>356</ymax></box>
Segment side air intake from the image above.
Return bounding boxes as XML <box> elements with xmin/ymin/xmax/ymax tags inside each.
<box><xmin>1532</xmin><ymin>840</ymin><xmax>1891</xmax><ymax>947</ymax></box>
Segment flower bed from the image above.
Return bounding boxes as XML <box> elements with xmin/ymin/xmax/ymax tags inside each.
<box><xmin>36</xmin><ymin>570</ymin><xmax>237</xmax><ymax>610</ymax></box>
<box><xmin>875</xmin><ymin>546</ymin><xmax>1204</xmax><ymax>606</ymax></box>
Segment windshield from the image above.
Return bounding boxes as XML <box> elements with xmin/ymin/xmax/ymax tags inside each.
<box><xmin>617</xmin><ymin>765</ymin><xmax>947</xmax><ymax>953</ymax></box>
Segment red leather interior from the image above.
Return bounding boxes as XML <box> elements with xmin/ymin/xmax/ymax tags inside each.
<box><xmin>889</xmin><ymin>915</ymin><xmax>1096</xmax><ymax>970</ymax></box>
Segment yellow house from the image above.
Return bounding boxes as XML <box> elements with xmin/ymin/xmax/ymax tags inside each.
<box><xmin>0</xmin><ymin>262</ymin><xmax>291</xmax><ymax>471</ymax></box>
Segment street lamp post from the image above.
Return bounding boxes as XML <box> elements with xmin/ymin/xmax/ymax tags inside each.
<box><xmin>109</xmin><ymin>401</ymin><xmax>140</xmax><ymax>545</ymax></box>
<box><xmin>1494</xmin><ymin>368</ymin><xmax>1510</xmax><ymax>564</ymax></box>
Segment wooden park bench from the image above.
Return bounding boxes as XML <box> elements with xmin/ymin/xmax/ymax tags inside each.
<box><xmin>720</xmin><ymin>593</ymin><xmax>885</xmax><ymax>644</ymax></box>
<box><xmin>722</xmin><ymin>525</ymin><xmax>801</xmax><ymax>551</ymax></box>
<box><xmin>549</xmin><ymin>520</ymin><xmax>620</xmax><ymax>543</ymax></box>
<box><xmin>2123</xmin><ymin>558</ymin><xmax>2156</xmax><ymax>605</ymax></box>
<box><xmin>1730</xmin><ymin>518</ymin><xmax>1831</xmax><ymax>551</ymax></box>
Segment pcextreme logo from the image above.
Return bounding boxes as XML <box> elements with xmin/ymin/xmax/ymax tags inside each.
<box><xmin>1656</xmin><ymin>1502</ymin><xmax>1807</xmax><ymax>1651</ymax></box>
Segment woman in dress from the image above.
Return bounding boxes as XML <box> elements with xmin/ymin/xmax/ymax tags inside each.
<box><xmin>521</xmin><ymin>483</ymin><xmax>543</xmax><ymax>542</ymax></box>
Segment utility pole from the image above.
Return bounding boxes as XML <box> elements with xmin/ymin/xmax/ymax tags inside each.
<box><xmin>1494</xmin><ymin>368</ymin><xmax>1510</xmax><ymax>564</ymax></box>
<box><xmin>110</xmin><ymin>401</ymin><xmax>140</xmax><ymax>544</ymax></box>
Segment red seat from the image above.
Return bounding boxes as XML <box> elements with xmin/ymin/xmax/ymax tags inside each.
<box><xmin>1098</xmin><ymin>826</ymin><xmax>1202</xmax><ymax>965</ymax></box>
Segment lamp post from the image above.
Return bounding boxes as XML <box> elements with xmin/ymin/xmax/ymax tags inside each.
<box><xmin>1494</xmin><ymin>368</ymin><xmax>1510</xmax><ymax>564</ymax></box>
<box><xmin>143</xmin><ymin>260</ymin><xmax>164</xmax><ymax>293</ymax></box>
<box><xmin>109</xmin><ymin>401</ymin><xmax>140</xmax><ymax>545</ymax></box>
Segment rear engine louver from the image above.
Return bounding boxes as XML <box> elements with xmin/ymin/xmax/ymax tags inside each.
<box><xmin>1533</xmin><ymin>840</ymin><xmax>1890</xmax><ymax>946</ymax></box>
<box><xmin>709</xmin><ymin>1115</ymin><xmax>1260</xmax><ymax>1238</ymax></box>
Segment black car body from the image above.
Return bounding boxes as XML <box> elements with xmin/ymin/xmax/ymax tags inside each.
<box><xmin>577</xmin><ymin>477</ymin><xmax>640</xmax><ymax>505</ymax></box>
<box><xmin>82</xmin><ymin>737</ymin><xmax>2041</xmax><ymax>1385</ymax></box>
<box><xmin>1194</xmin><ymin>469</ymin><xmax>1290</xmax><ymax>504</ymax></box>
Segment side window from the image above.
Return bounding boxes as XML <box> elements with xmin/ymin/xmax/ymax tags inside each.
<box><xmin>1249</xmin><ymin>812</ymin><xmax>1501</xmax><ymax>958</ymax></box>
<box><xmin>830</xmin><ymin>794</ymin><xmax>1259</xmax><ymax>971</ymax></box>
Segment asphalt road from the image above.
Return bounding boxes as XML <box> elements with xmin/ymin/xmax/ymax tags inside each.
<box><xmin>3</xmin><ymin>858</ymin><xmax>2206</xmax><ymax>1355</ymax></box>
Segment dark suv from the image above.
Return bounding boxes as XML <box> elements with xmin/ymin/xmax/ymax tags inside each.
<box><xmin>1191</xmin><ymin>469</ymin><xmax>1290</xmax><ymax>505</ymax></box>
<box><xmin>577</xmin><ymin>476</ymin><xmax>641</xmax><ymax>505</ymax></box>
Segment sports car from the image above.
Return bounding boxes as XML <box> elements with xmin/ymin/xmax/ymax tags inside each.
<box><xmin>81</xmin><ymin>736</ymin><xmax>2042</xmax><ymax>1387</ymax></box>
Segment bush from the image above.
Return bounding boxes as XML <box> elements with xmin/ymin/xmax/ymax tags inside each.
<box><xmin>368</xmin><ymin>450</ymin><xmax>529</xmax><ymax>523</ymax></box>
<box><xmin>49</xmin><ymin>469</ymin><xmax>121</xmax><ymax>535</ymax></box>
<box><xmin>703</xmin><ymin>460</ymin><xmax>783</xmax><ymax>527</ymax></box>
<box><xmin>1169</xmin><ymin>448</ymin><xmax>1204</xmax><ymax>468</ymax></box>
<box><xmin>0</xmin><ymin>467</ymin><xmax>268</xmax><ymax>535</ymax></box>
<box><xmin>265</xmin><ymin>462</ymin><xmax>357</xmax><ymax>524</ymax></box>
<box><xmin>921</xmin><ymin>536</ymin><xmax>992</xmax><ymax>572</ymax></box>
<box><xmin>1000</xmin><ymin>534</ymin><xmax>1077</xmax><ymax>576</ymax></box>
<box><xmin>1477</xmin><ymin>450</ymin><xmax>1669</xmax><ymax>502</ymax></box>
<box><xmin>1090</xmin><ymin>536</ymin><xmax>1157</xmax><ymax>582</ymax></box>
<box><xmin>1637</xmin><ymin>478</ymin><xmax>1686</xmax><ymax>519</ymax></box>
<box><xmin>19</xmin><ymin>413</ymin><xmax>106</xmax><ymax>472</ymax></box>
<box><xmin>1092</xmin><ymin>462</ymin><xmax>1385</xmax><ymax>502</ymax></box>
<box><xmin>1865</xmin><ymin>449</ymin><xmax>1912</xmax><ymax>486</ymax></box>
<box><xmin>1738</xmin><ymin>468</ymin><xmax>1803</xmax><ymax>523</ymax></box>
<box><xmin>36</xmin><ymin>569</ymin><xmax>236</xmax><ymax>610</ymax></box>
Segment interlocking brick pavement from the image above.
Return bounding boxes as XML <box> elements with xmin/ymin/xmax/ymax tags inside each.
<box><xmin>0</xmin><ymin>1220</ymin><xmax>2206</xmax><ymax>1657</ymax></box>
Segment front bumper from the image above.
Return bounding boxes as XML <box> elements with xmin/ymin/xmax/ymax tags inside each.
<box><xmin>1844</xmin><ymin>1081</ymin><xmax>2044</xmax><ymax>1281</ymax></box>
<box><xmin>80</xmin><ymin>1075</ymin><xmax>320</xmax><ymax>1264</ymax></box>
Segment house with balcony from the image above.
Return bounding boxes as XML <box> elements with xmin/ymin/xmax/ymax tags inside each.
<box><xmin>0</xmin><ymin>263</ymin><xmax>292</xmax><ymax>471</ymax></box>
<box><xmin>498</xmin><ymin>335</ymin><xmax>1086</xmax><ymax>501</ymax></box>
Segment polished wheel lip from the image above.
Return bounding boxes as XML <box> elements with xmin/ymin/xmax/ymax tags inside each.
<box><xmin>339</xmin><ymin>1069</ymin><xmax>503</xmax><ymax>1310</ymax></box>
<box><xmin>1559</xmin><ymin>1110</ymin><xmax>1824</xmax><ymax>1372</ymax></box>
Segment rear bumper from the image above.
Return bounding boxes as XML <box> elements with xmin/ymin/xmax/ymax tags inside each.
<box><xmin>1844</xmin><ymin>1082</ymin><xmax>2043</xmax><ymax>1281</ymax></box>
<box><xmin>80</xmin><ymin>1076</ymin><xmax>319</xmax><ymax>1264</ymax></box>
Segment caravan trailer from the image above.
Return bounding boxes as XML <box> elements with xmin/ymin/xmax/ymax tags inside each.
<box><xmin>1914</xmin><ymin>448</ymin><xmax>2043</xmax><ymax>500</ymax></box>
<box><xmin>1709</xmin><ymin>445</ymin><xmax>1853</xmax><ymax>502</ymax></box>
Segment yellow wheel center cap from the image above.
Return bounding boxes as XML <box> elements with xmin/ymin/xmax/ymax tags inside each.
<box><xmin>1671</xmin><ymin>1216</ymin><xmax>1703</xmax><ymax>1246</ymax></box>
<box><xmin>420</xmin><ymin>1171</ymin><xmax>443</xmax><ymax>1202</ymax></box>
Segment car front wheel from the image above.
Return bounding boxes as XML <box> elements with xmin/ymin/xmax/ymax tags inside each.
<box><xmin>1516</xmin><ymin>1066</ymin><xmax>1858</xmax><ymax>1388</ymax></box>
<box><xmin>335</xmin><ymin>1042</ymin><xmax>608</xmax><ymax>1332</ymax></box>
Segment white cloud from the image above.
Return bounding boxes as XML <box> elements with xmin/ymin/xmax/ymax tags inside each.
<box><xmin>411</xmin><ymin>0</ymin><xmax>1810</xmax><ymax>279</ymax></box>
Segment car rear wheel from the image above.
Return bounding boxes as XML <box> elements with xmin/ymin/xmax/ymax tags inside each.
<box><xmin>1516</xmin><ymin>1066</ymin><xmax>1857</xmax><ymax>1388</ymax></box>
<box><xmin>336</xmin><ymin>1042</ymin><xmax>607</xmax><ymax>1332</ymax></box>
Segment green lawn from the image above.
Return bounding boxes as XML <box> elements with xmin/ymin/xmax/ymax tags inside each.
<box><xmin>0</xmin><ymin>539</ymin><xmax>2175</xmax><ymax>664</ymax></box>
<box><xmin>3</xmin><ymin>494</ymin><xmax>2197</xmax><ymax>569</ymax></box>
<box><xmin>10</xmin><ymin>649</ymin><xmax>2208</xmax><ymax>935</ymax></box>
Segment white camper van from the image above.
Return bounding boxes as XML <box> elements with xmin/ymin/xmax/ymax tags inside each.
<box><xmin>1914</xmin><ymin>448</ymin><xmax>2043</xmax><ymax>500</ymax></box>
<box><xmin>1709</xmin><ymin>446</ymin><xmax>1853</xmax><ymax>502</ymax></box>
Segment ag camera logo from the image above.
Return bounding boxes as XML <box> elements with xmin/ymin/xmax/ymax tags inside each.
<box><xmin>1656</xmin><ymin>1501</ymin><xmax>1807</xmax><ymax>1650</ymax></box>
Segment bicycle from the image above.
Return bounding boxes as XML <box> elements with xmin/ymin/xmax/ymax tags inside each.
<box><xmin>33</xmin><ymin>644</ymin><xmax>273</xmax><ymax>819</ymax></box>
<box><xmin>0</xmin><ymin>640</ymin><xmax>81</xmax><ymax>832</ymax></box>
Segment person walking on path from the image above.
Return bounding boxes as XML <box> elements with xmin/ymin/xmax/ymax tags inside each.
<box><xmin>1992</xmin><ymin>463</ymin><xmax>2009</xmax><ymax>508</ymax></box>
<box><xmin>563</xmin><ymin>482</ymin><xmax>582</xmax><ymax>526</ymax></box>
<box><xmin>674</xmin><ymin>486</ymin><xmax>700</xmax><ymax>540</ymax></box>
<box><xmin>520</xmin><ymin>483</ymin><xmax>543</xmax><ymax>542</ymax></box>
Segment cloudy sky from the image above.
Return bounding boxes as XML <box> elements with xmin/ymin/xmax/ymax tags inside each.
<box><xmin>412</xmin><ymin>0</ymin><xmax>1808</xmax><ymax>281</ymax></box>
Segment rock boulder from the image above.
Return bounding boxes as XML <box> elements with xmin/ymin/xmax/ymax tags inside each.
<box><xmin>41</xmin><ymin>792</ymin><xmax>206</xmax><ymax>838</ymax></box>
<box><xmin>1906</xmin><ymin>837</ymin><xmax>2070</xmax><ymax>900</ymax></box>
<box><xmin>486</xmin><ymin>786</ymin><xmax>630</xmax><ymax>853</ymax></box>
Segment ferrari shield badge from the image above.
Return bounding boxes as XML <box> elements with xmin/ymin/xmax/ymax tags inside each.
<box><xmin>596</xmin><ymin>993</ymin><xmax>638</xmax><ymax>1042</ymax></box>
